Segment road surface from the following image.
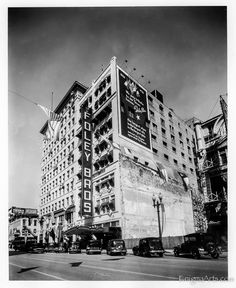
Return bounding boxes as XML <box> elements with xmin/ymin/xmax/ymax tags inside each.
<box><xmin>9</xmin><ymin>251</ymin><xmax>228</xmax><ymax>281</ymax></box>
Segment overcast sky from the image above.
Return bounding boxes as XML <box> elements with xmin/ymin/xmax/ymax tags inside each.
<box><xmin>8</xmin><ymin>6</ymin><xmax>227</xmax><ymax>209</ymax></box>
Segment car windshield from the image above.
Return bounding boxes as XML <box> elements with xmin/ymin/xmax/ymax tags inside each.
<box><xmin>89</xmin><ymin>241</ymin><xmax>100</xmax><ymax>246</ymax></box>
<box><xmin>111</xmin><ymin>240</ymin><xmax>124</xmax><ymax>247</ymax></box>
<box><xmin>148</xmin><ymin>239</ymin><xmax>161</xmax><ymax>247</ymax></box>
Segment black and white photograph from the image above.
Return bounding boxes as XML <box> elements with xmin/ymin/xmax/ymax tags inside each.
<box><xmin>3</xmin><ymin>0</ymin><xmax>234</xmax><ymax>285</ymax></box>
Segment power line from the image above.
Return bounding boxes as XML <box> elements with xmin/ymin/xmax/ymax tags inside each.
<box><xmin>8</xmin><ymin>89</ymin><xmax>38</xmax><ymax>106</ymax></box>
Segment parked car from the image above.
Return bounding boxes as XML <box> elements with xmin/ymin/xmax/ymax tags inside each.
<box><xmin>44</xmin><ymin>243</ymin><xmax>59</xmax><ymax>253</ymax></box>
<box><xmin>68</xmin><ymin>242</ymin><xmax>81</xmax><ymax>254</ymax></box>
<box><xmin>133</xmin><ymin>237</ymin><xmax>165</xmax><ymax>257</ymax></box>
<box><xmin>86</xmin><ymin>240</ymin><xmax>102</xmax><ymax>255</ymax></box>
<box><xmin>12</xmin><ymin>237</ymin><xmax>37</xmax><ymax>251</ymax></box>
<box><xmin>173</xmin><ymin>232</ymin><xmax>221</xmax><ymax>259</ymax></box>
<box><xmin>106</xmin><ymin>239</ymin><xmax>127</xmax><ymax>256</ymax></box>
<box><xmin>26</xmin><ymin>243</ymin><xmax>45</xmax><ymax>254</ymax></box>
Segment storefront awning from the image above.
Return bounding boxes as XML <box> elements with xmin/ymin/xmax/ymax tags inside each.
<box><xmin>65</xmin><ymin>225</ymin><xmax>104</xmax><ymax>236</ymax></box>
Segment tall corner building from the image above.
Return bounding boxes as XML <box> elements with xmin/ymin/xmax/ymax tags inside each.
<box><xmin>39</xmin><ymin>56</ymin><xmax>198</xmax><ymax>245</ymax></box>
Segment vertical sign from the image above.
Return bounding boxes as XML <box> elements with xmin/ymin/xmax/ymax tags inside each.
<box><xmin>118</xmin><ymin>69</ymin><xmax>150</xmax><ymax>149</ymax></box>
<box><xmin>81</xmin><ymin>107</ymin><xmax>93</xmax><ymax>216</ymax></box>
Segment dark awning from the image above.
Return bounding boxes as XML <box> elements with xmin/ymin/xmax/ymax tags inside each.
<box><xmin>65</xmin><ymin>225</ymin><xmax>104</xmax><ymax>236</ymax></box>
<box><xmin>65</xmin><ymin>204</ymin><xmax>75</xmax><ymax>214</ymax></box>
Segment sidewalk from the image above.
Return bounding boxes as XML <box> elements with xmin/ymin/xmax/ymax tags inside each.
<box><xmin>126</xmin><ymin>249</ymin><xmax>228</xmax><ymax>258</ymax></box>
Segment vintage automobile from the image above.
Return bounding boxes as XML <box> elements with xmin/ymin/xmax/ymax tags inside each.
<box><xmin>106</xmin><ymin>239</ymin><xmax>127</xmax><ymax>256</ymax></box>
<box><xmin>132</xmin><ymin>237</ymin><xmax>165</xmax><ymax>257</ymax></box>
<box><xmin>26</xmin><ymin>243</ymin><xmax>45</xmax><ymax>254</ymax></box>
<box><xmin>86</xmin><ymin>240</ymin><xmax>102</xmax><ymax>255</ymax></box>
<box><xmin>44</xmin><ymin>243</ymin><xmax>60</xmax><ymax>253</ymax></box>
<box><xmin>12</xmin><ymin>236</ymin><xmax>37</xmax><ymax>251</ymax></box>
<box><xmin>173</xmin><ymin>232</ymin><xmax>221</xmax><ymax>259</ymax></box>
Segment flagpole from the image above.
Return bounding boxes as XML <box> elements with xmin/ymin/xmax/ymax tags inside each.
<box><xmin>51</xmin><ymin>92</ymin><xmax>53</xmax><ymax>111</ymax></box>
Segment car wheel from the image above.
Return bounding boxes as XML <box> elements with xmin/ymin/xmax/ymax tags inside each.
<box><xmin>159</xmin><ymin>253</ymin><xmax>164</xmax><ymax>257</ymax></box>
<box><xmin>121</xmin><ymin>252</ymin><xmax>126</xmax><ymax>256</ymax></box>
<box><xmin>174</xmin><ymin>249</ymin><xmax>179</xmax><ymax>257</ymax></box>
<box><xmin>106</xmin><ymin>250</ymin><xmax>109</xmax><ymax>255</ymax></box>
<box><xmin>192</xmin><ymin>250</ymin><xmax>200</xmax><ymax>259</ymax></box>
<box><xmin>211</xmin><ymin>252</ymin><xmax>219</xmax><ymax>259</ymax></box>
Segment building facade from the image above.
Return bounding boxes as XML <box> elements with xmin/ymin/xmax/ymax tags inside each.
<box><xmin>186</xmin><ymin>112</ymin><xmax>227</xmax><ymax>246</ymax></box>
<box><xmin>39</xmin><ymin>57</ymin><xmax>198</xmax><ymax>247</ymax></box>
<box><xmin>8</xmin><ymin>206</ymin><xmax>40</xmax><ymax>242</ymax></box>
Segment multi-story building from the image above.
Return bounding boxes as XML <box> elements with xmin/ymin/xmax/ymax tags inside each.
<box><xmin>39</xmin><ymin>56</ymin><xmax>198</xmax><ymax>247</ymax></box>
<box><xmin>186</xmin><ymin>109</ymin><xmax>227</xmax><ymax>246</ymax></box>
<box><xmin>8</xmin><ymin>206</ymin><xmax>40</xmax><ymax>242</ymax></box>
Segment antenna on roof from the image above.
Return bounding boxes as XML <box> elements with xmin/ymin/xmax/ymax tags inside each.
<box><xmin>101</xmin><ymin>64</ymin><xmax>104</xmax><ymax>72</ymax></box>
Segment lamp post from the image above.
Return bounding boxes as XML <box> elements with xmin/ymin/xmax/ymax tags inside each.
<box><xmin>152</xmin><ymin>193</ymin><xmax>163</xmax><ymax>242</ymax></box>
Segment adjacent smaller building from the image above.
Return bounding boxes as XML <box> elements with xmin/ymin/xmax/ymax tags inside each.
<box><xmin>186</xmin><ymin>110</ymin><xmax>227</xmax><ymax>247</ymax></box>
<box><xmin>8</xmin><ymin>206</ymin><xmax>40</xmax><ymax>243</ymax></box>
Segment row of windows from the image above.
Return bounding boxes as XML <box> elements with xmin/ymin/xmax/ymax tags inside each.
<box><xmin>151</xmin><ymin>137</ymin><xmax>192</xmax><ymax>157</ymax></box>
<box><xmin>41</xmin><ymin>195</ymin><xmax>74</xmax><ymax>214</ymax></box>
<box><xmin>22</xmin><ymin>219</ymin><xmax>37</xmax><ymax>226</ymax></box>
<box><xmin>42</xmin><ymin>131</ymin><xmax>75</xmax><ymax>166</ymax></box>
<box><xmin>148</xmin><ymin>96</ymin><xmax>191</xmax><ymax>134</ymax></box>
<box><xmin>41</xmin><ymin>175</ymin><xmax>75</xmax><ymax>197</ymax></box>
<box><xmin>42</xmin><ymin>156</ymin><xmax>75</xmax><ymax>185</ymax></box>
<box><xmin>42</xmin><ymin>141</ymin><xmax>75</xmax><ymax>176</ymax></box>
<box><xmin>149</xmin><ymin>108</ymin><xmax>191</xmax><ymax>137</ymax></box>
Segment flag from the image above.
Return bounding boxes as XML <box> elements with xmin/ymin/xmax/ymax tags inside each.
<box><xmin>178</xmin><ymin>172</ymin><xmax>189</xmax><ymax>190</ymax></box>
<box><xmin>156</xmin><ymin>162</ymin><xmax>168</xmax><ymax>182</ymax></box>
<box><xmin>37</xmin><ymin>104</ymin><xmax>62</xmax><ymax>141</ymax></box>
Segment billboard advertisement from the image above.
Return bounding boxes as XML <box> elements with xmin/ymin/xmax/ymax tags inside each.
<box><xmin>118</xmin><ymin>69</ymin><xmax>150</xmax><ymax>149</ymax></box>
<box><xmin>11</xmin><ymin>207</ymin><xmax>38</xmax><ymax>215</ymax></box>
<box><xmin>81</xmin><ymin>107</ymin><xmax>93</xmax><ymax>217</ymax></box>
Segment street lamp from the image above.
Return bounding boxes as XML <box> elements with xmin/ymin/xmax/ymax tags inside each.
<box><xmin>152</xmin><ymin>193</ymin><xmax>163</xmax><ymax>242</ymax></box>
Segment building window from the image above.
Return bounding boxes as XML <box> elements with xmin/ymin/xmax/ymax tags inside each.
<box><xmin>152</xmin><ymin>148</ymin><xmax>158</xmax><ymax>154</ymax></box>
<box><xmin>152</xmin><ymin>123</ymin><xmax>158</xmax><ymax>132</ymax></box>
<box><xmin>163</xmin><ymin>141</ymin><xmax>167</xmax><ymax>148</ymax></box>
<box><xmin>182</xmin><ymin>164</ymin><xmax>186</xmax><ymax>170</ymax></box>
<box><xmin>169</xmin><ymin>125</ymin><xmax>174</xmax><ymax>133</ymax></box>
<box><xmin>180</xmin><ymin>140</ymin><xmax>184</xmax><ymax>149</ymax></box>
<box><xmin>160</xmin><ymin>118</ymin><xmax>165</xmax><ymax>127</ymax></box>
<box><xmin>190</xmin><ymin>168</ymin><xmax>194</xmax><ymax>174</ymax></box>
<box><xmin>149</xmin><ymin>110</ymin><xmax>155</xmax><ymax>118</ymax></box>
<box><xmin>151</xmin><ymin>134</ymin><xmax>157</xmax><ymax>140</ymax></box>
<box><xmin>164</xmin><ymin>154</ymin><xmax>169</xmax><ymax>161</ymax></box>
<box><xmin>187</xmin><ymin>146</ymin><xmax>191</xmax><ymax>154</ymax></box>
<box><xmin>161</xmin><ymin>128</ymin><xmax>166</xmax><ymax>137</ymax></box>
<box><xmin>174</xmin><ymin>159</ymin><xmax>178</xmax><ymax>165</ymax></box>
<box><xmin>181</xmin><ymin>152</ymin><xmax>185</xmax><ymax>158</ymax></box>
<box><xmin>189</xmin><ymin>157</ymin><xmax>192</xmax><ymax>163</ymax></box>
<box><xmin>133</xmin><ymin>156</ymin><xmax>138</xmax><ymax>162</ymax></box>
<box><xmin>171</xmin><ymin>134</ymin><xmax>175</xmax><ymax>144</ymax></box>
<box><xmin>159</xmin><ymin>105</ymin><xmax>164</xmax><ymax>115</ymax></box>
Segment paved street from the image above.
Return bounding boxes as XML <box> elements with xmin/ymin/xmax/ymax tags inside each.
<box><xmin>9</xmin><ymin>250</ymin><xmax>228</xmax><ymax>281</ymax></box>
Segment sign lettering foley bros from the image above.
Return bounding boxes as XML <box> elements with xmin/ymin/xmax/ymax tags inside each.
<box><xmin>119</xmin><ymin>69</ymin><xmax>150</xmax><ymax>149</ymax></box>
<box><xmin>81</xmin><ymin>107</ymin><xmax>93</xmax><ymax>216</ymax></box>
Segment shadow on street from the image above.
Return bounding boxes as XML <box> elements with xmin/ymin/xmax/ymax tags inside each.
<box><xmin>17</xmin><ymin>266</ymin><xmax>39</xmax><ymax>273</ymax></box>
